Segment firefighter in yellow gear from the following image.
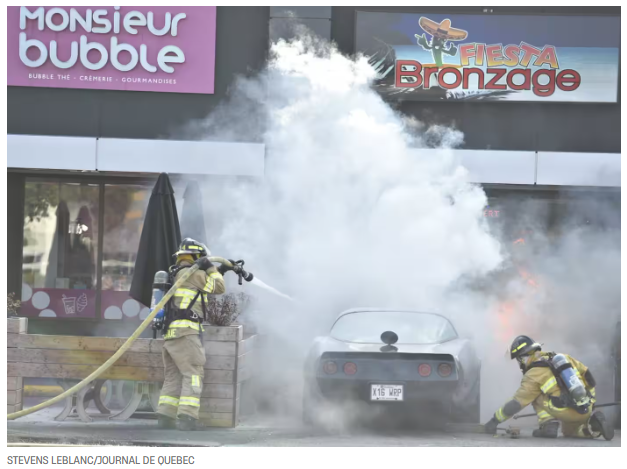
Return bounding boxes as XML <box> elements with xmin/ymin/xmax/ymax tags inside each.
<box><xmin>484</xmin><ymin>335</ymin><xmax>614</xmax><ymax>440</ymax></box>
<box><xmin>156</xmin><ymin>238</ymin><xmax>227</xmax><ymax>431</ymax></box>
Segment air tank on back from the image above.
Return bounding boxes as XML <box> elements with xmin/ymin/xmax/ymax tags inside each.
<box><xmin>151</xmin><ymin>271</ymin><xmax>169</xmax><ymax>310</ymax></box>
<box><xmin>551</xmin><ymin>353</ymin><xmax>589</xmax><ymax>408</ymax></box>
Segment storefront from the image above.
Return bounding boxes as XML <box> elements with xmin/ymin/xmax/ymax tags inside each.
<box><xmin>7</xmin><ymin>6</ymin><xmax>620</xmax><ymax>334</ymax></box>
<box><xmin>7</xmin><ymin>6</ymin><xmax>269</xmax><ymax>335</ymax></box>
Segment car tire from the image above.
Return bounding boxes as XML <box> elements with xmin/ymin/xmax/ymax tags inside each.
<box><xmin>431</xmin><ymin>404</ymin><xmax>452</xmax><ymax>430</ymax></box>
<box><xmin>454</xmin><ymin>375</ymin><xmax>481</xmax><ymax>424</ymax></box>
<box><xmin>302</xmin><ymin>382</ymin><xmax>318</xmax><ymax>427</ymax></box>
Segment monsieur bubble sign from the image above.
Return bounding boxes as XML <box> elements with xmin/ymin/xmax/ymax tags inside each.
<box><xmin>7</xmin><ymin>6</ymin><xmax>217</xmax><ymax>94</ymax></box>
<box><xmin>356</xmin><ymin>11</ymin><xmax>619</xmax><ymax>102</ymax></box>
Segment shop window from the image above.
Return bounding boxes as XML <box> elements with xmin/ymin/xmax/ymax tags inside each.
<box><xmin>20</xmin><ymin>179</ymin><xmax>154</xmax><ymax>321</ymax></box>
<box><xmin>101</xmin><ymin>185</ymin><xmax>151</xmax><ymax>321</ymax></box>
<box><xmin>21</xmin><ymin>181</ymin><xmax>100</xmax><ymax>319</ymax></box>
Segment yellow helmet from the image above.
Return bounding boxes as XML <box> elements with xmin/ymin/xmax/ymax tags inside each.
<box><xmin>173</xmin><ymin>238</ymin><xmax>210</xmax><ymax>260</ymax></box>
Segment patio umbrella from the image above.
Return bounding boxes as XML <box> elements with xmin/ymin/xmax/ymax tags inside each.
<box><xmin>129</xmin><ymin>173</ymin><xmax>181</xmax><ymax>307</ymax></box>
<box><xmin>180</xmin><ymin>180</ymin><xmax>207</xmax><ymax>243</ymax></box>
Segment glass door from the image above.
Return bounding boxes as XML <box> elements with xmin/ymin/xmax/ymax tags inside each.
<box><xmin>100</xmin><ymin>184</ymin><xmax>151</xmax><ymax>320</ymax></box>
<box><xmin>20</xmin><ymin>178</ymin><xmax>153</xmax><ymax>320</ymax></box>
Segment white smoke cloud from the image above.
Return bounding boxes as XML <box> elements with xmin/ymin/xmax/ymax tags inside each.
<box><xmin>178</xmin><ymin>35</ymin><xmax>620</xmax><ymax>425</ymax></box>
<box><xmin>176</xmin><ymin>36</ymin><xmax>505</xmax><ymax>421</ymax></box>
<box><xmin>208</xmin><ymin>36</ymin><xmax>502</xmax><ymax>319</ymax></box>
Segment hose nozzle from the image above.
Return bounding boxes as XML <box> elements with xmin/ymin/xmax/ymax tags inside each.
<box><xmin>231</xmin><ymin>259</ymin><xmax>254</xmax><ymax>285</ymax></box>
<box><xmin>241</xmin><ymin>271</ymin><xmax>254</xmax><ymax>283</ymax></box>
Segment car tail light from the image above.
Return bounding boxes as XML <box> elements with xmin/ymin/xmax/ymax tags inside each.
<box><xmin>418</xmin><ymin>364</ymin><xmax>432</xmax><ymax>377</ymax></box>
<box><xmin>438</xmin><ymin>363</ymin><xmax>452</xmax><ymax>377</ymax></box>
<box><xmin>323</xmin><ymin>361</ymin><xmax>337</xmax><ymax>374</ymax></box>
<box><xmin>343</xmin><ymin>362</ymin><xmax>357</xmax><ymax>375</ymax></box>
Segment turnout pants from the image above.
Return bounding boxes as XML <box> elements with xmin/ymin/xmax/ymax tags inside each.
<box><xmin>157</xmin><ymin>334</ymin><xmax>206</xmax><ymax>420</ymax></box>
<box><xmin>532</xmin><ymin>394</ymin><xmax>594</xmax><ymax>438</ymax></box>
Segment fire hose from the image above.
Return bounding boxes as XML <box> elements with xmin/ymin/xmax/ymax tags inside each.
<box><xmin>7</xmin><ymin>257</ymin><xmax>248</xmax><ymax>421</ymax></box>
<box><xmin>513</xmin><ymin>401</ymin><xmax>621</xmax><ymax>420</ymax></box>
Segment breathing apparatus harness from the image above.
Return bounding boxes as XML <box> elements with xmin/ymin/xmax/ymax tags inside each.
<box><xmin>151</xmin><ymin>259</ymin><xmax>253</xmax><ymax>338</ymax></box>
<box><xmin>162</xmin><ymin>263</ymin><xmax>206</xmax><ymax>334</ymax></box>
<box><xmin>527</xmin><ymin>352</ymin><xmax>593</xmax><ymax>414</ymax></box>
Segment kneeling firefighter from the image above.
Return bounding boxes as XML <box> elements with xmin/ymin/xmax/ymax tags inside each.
<box><xmin>153</xmin><ymin>238</ymin><xmax>233</xmax><ymax>431</ymax></box>
<box><xmin>484</xmin><ymin>335</ymin><xmax>614</xmax><ymax>440</ymax></box>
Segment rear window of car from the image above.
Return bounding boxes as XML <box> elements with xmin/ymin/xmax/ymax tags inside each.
<box><xmin>330</xmin><ymin>311</ymin><xmax>458</xmax><ymax>344</ymax></box>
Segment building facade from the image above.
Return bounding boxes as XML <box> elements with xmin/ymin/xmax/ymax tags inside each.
<box><xmin>7</xmin><ymin>6</ymin><xmax>620</xmax><ymax>334</ymax></box>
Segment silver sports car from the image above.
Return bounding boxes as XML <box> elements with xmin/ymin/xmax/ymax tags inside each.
<box><xmin>303</xmin><ymin>309</ymin><xmax>481</xmax><ymax>426</ymax></box>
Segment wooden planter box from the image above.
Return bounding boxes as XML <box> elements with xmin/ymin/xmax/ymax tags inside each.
<box><xmin>7</xmin><ymin>318</ymin><xmax>256</xmax><ymax>427</ymax></box>
<box><xmin>7</xmin><ymin>318</ymin><xmax>26</xmax><ymax>415</ymax></box>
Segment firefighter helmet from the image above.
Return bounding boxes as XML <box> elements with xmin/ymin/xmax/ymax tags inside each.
<box><xmin>510</xmin><ymin>335</ymin><xmax>542</xmax><ymax>372</ymax></box>
<box><xmin>510</xmin><ymin>335</ymin><xmax>542</xmax><ymax>360</ymax></box>
<box><xmin>173</xmin><ymin>238</ymin><xmax>210</xmax><ymax>260</ymax></box>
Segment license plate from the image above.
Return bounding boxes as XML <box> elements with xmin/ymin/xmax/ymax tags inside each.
<box><xmin>370</xmin><ymin>384</ymin><xmax>404</xmax><ymax>401</ymax></box>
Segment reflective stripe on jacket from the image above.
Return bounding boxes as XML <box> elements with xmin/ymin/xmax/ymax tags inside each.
<box><xmin>164</xmin><ymin>261</ymin><xmax>225</xmax><ymax>340</ymax></box>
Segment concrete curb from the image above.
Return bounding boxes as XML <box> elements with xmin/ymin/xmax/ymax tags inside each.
<box><xmin>7</xmin><ymin>434</ymin><xmax>223</xmax><ymax>447</ymax></box>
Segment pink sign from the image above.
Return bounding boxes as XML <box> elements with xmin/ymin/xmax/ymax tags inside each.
<box><xmin>20</xmin><ymin>288</ymin><xmax>150</xmax><ymax>320</ymax></box>
<box><xmin>21</xmin><ymin>288</ymin><xmax>97</xmax><ymax>318</ymax></box>
<box><xmin>7</xmin><ymin>6</ymin><xmax>216</xmax><ymax>94</ymax></box>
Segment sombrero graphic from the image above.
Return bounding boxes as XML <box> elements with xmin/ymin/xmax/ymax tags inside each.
<box><xmin>419</xmin><ymin>17</ymin><xmax>468</xmax><ymax>41</ymax></box>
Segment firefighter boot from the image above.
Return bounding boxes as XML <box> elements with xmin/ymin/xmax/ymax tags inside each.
<box><xmin>157</xmin><ymin>414</ymin><xmax>176</xmax><ymax>430</ymax></box>
<box><xmin>532</xmin><ymin>420</ymin><xmax>559</xmax><ymax>438</ymax></box>
<box><xmin>590</xmin><ymin>411</ymin><xmax>614</xmax><ymax>441</ymax></box>
<box><xmin>177</xmin><ymin>414</ymin><xmax>206</xmax><ymax>431</ymax></box>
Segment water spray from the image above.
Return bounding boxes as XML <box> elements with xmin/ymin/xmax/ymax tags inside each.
<box><xmin>250</xmin><ymin>277</ymin><xmax>294</xmax><ymax>302</ymax></box>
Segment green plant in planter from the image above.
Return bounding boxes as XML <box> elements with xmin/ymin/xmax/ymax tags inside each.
<box><xmin>205</xmin><ymin>293</ymin><xmax>251</xmax><ymax>327</ymax></box>
<box><xmin>8</xmin><ymin>292</ymin><xmax>21</xmax><ymax>317</ymax></box>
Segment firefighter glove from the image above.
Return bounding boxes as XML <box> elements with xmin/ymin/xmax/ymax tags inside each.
<box><xmin>218</xmin><ymin>259</ymin><xmax>236</xmax><ymax>276</ymax></box>
<box><xmin>195</xmin><ymin>256</ymin><xmax>214</xmax><ymax>271</ymax></box>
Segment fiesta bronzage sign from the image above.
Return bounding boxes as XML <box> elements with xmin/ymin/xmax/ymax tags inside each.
<box><xmin>397</xmin><ymin>44</ymin><xmax>580</xmax><ymax>98</ymax></box>
<box><xmin>357</xmin><ymin>12</ymin><xmax>620</xmax><ymax>102</ymax></box>
<box><xmin>7</xmin><ymin>6</ymin><xmax>217</xmax><ymax>94</ymax></box>
<box><xmin>396</xmin><ymin>18</ymin><xmax>579</xmax><ymax>98</ymax></box>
